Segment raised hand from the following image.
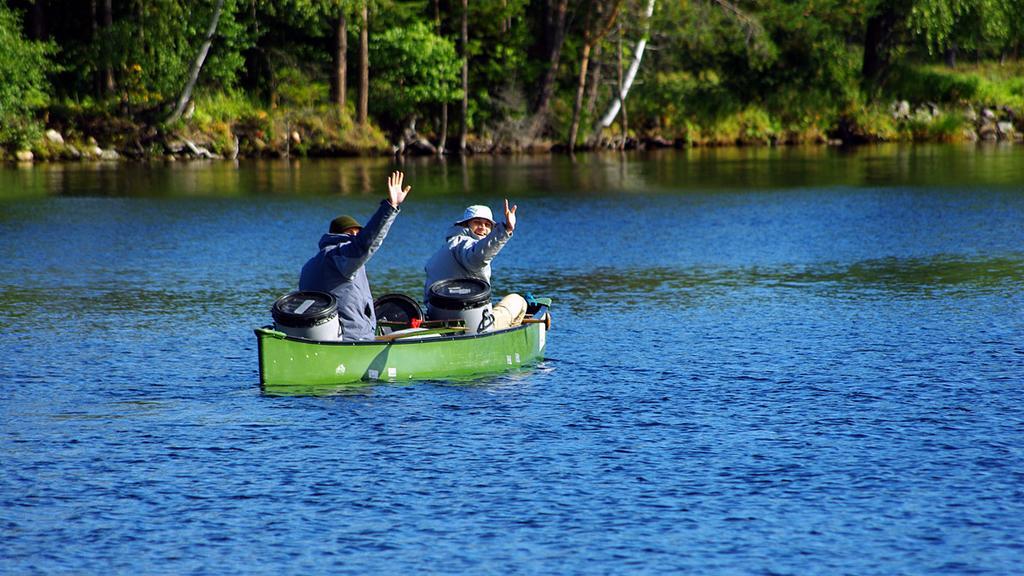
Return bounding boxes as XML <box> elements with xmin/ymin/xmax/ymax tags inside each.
<box><xmin>387</xmin><ymin>171</ymin><xmax>411</xmax><ymax>207</ymax></box>
<box><xmin>504</xmin><ymin>198</ymin><xmax>517</xmax><ymax>233</ymax></box>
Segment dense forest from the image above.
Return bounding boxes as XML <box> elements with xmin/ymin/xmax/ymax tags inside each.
<box><xmin>1</xmin><ymin>0</ymin><xmax>1022</xmax><ymax>160</ymax></box>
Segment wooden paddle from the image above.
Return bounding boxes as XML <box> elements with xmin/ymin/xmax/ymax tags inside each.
<box><xmin>375</xmin><ymin>326</ymin><xmax>467</xmax><ymax>342</ymax></box>
<box><xmin>521</xmin><ymin>315</ymin><xmax>552</xmax><ymax>330</ymax></box>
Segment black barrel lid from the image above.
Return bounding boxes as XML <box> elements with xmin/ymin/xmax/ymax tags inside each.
<box><xmin>428</xmin><ymin>278</ymin><xmax>491</xmax><ymax>310</ymax></box>
<box><xmin>272</xmin><ymin>291</ymin><xmax>337</xmax><ymax>327</ymax></box>
<box><xmin>374</xmin><ymin>293</ymin><xmax>424</xmax><ymax>323</ymax></box>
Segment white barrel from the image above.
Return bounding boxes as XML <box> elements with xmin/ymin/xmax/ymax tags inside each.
<box><xmin>271</xmin><ymin>291</ymin><xmax>342</xmax><ymax>341</ymax></box>
<box><xmin>426</xmin><ymin>278</ymin><xmax>495</xmax><ymax>334</ymax></box>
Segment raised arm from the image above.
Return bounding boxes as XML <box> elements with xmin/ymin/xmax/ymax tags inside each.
<box><xmin>333</xmin><ymin>171</ymin><xmax>411</xmax><ymax>277</ymax></box>
<box><xmin>452</xmin><ymin>198</ymin><xmax>516</xmax><ymax>270</ymax></box>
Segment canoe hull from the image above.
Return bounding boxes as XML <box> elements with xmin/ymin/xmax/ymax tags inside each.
<box><xmin>256</xmin><ymin>304</ymin><xmax>549</xmax><ymax>388</ymax></box>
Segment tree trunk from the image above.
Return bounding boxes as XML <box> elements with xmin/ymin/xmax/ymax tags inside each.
<box><xmin>567</xmin><ymin>41</ymin><xmax>593</xmax><ymax>152</ymax></box>
<box><xmin>459</xmin><ymin>0</ymin><xmax>469</xmax><ymax>153</ymax></box>
<box><xmin>584</xmin><ymin>43</ymin><xmax>603</xmax><ymax>118</ymax></box>
<box><xmin>617</xmin><ymin>26</ymin><xmax>627</xmax><ymax>150</ymax></box>
<box><xmin>167</xmin><ymin>0</ymin><xmax>225</xmax><ymax>123</ymax></box>
<box><xmin>592</xmin><ymin>0</ymin><xmax>654</xmax><ymax>141</ymax></box>
<box><xmin>331</xmin><ymin>12</ymin><xmax>347</xmax><ymax>115</ymax></box>
<box><xmin>439</xmin><ymin>105</ymin><xmax>449</xmax><ymax>154</ymax></box>
<box><xmin>103</xmin><ymin>0</ymin><xmax>115</xmax><ymax>96</ymax></box>
<box><xmin>29</xmin><ymin>0</ymin><xmax>46</xmax><ymax>40</ymax></box>
<box><xmin>358</xmin><ymin>1</ymin><xmax>369</xmax><ymax>126</ymax></box>
<box><xmin>568</xmin><ymin>0</ymin><xmax>624</xmax><ymax>150</ymax></box>
<box><xmin>530</xmin><ymin>0</ymin><xmax>569</xmax><ymax>132</ymax></box>
<box><xmin>945</xmin><ymin>42</ymin><xmax>958</xmax><ymax>68</ymax></box>
<box><xmin>434</xmin><ymin>0</ymin><xmax>448</xmax><ymax>154</ymax></box>
<box><xmin>861</xmin><ymin>2</ymin><xmax>906</xmax><ymax>97</ymax></box>
<box><xmin>91</xmin><ymin>0</ymin><xmax>101</xmax><ymax>98</ymax></box>
<box><xmin>266</xmin><ymin>51</ymin><xmax>277</xmax><ymax>108</ymax></box>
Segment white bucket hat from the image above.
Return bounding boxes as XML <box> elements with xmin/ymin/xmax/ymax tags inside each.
<box><xmin>456</xmin><ymin>205</ymin><xmax>494</xmax><ymax>225</ymax></box>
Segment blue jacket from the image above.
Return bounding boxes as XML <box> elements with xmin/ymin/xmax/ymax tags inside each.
<box><xmin>423</xmin><ymin>223</ymin><xmax>512</xmax><ymax>302</ymax></box>
<box><xmin>299</xmin><ymin>200</ymin><xmax>399</xmax><ymax>341</ymax></box>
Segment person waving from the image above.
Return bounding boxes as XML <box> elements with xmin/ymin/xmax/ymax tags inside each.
<box><xmin>423</xmin><ymin>199</ymin><xmax>526</xmax><ymax>329</ymax></box>
<box><xmin>299</xmin><ymin>171</ymin><xmax>411</xmax><ymax>341</ymax></box>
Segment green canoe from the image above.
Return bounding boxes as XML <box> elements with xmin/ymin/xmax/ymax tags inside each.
<box><xmin>255</xmin><ymin>298</ymin><xmax>551</xmax><ymax>389</ymax></box>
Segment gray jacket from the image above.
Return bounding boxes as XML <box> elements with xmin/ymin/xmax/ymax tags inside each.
<box><xmin>423</xmin><ymin>223</ymin><xmax>512</xmax><ymax>302</ymax></box>
<box><xmin>299</xmin><ymin>200</ymin><xmax>399</xmax><ymax>341</ymax></box>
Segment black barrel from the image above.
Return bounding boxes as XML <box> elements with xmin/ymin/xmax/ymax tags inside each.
<box><xmin>374</xmin><ymin>293</ymin><xmax>424</xmax><ymax>334</ymax></box>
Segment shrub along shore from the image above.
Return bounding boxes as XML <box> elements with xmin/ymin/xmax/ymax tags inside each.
<box><xmin>5</xmin><ymin>91</ymin><xmax>1022</xmax><ymax>163</ymax></box>
<box><xmin>5</xmin><ymin>95</ymin><xmax>1019</xmax><ymax>164</ymax></box>
<box><xmin>5</xmin><ymin>61</ymin><xmax>1022</xmax><ymax>163</ymax></box>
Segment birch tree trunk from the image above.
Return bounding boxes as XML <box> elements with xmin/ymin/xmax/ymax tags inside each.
<box><xmin>167</xmin><ymin>0</ymin><xmax>225</xmax><ymax>123</ymax></box>
<box><xmin>592</xmin><ymin>0</ymin><xmax>654</xmax><ymax>140</ymax></box>
<box><xmin>568</xmin><ymin>0</ymin><xmax>623</xmax><ymax>151</ymax></box>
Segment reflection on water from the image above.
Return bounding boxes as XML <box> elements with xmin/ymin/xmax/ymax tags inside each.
<box><xmin>260</xmin><ymin>381</ymin><xmax>380</xmax><ymax>397</ymax></box>
<box><xmin>818</xmin><ymin>255</ymin><xmax>1024</xmax><ymax>294</ymax></box>
<box><xmin>261</xmin><ymin>369</ymin><xmax>546</xmax><ymax>397</ymax></box>
<box><xmin>515</xmin><ymin>254</ymin><xmax>1024</xmax><ymax>313</ymax></box>
<box><xmin>0</xmin><ymin>157</ymin><xmax>396</xmax><ymax>199</ymax></box>
<box><xmin>2</xmin><ymin>144</ymin><xmax>1023</xmax><ymax>201</ymax></box>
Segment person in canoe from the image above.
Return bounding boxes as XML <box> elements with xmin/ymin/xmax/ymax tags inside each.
<box><xmin>299</xmin><ymin>170</ymin><xmax>411</xmax><ymax>341</ymax></box>
<box><xmin>423</xmin><ymin>200</ymin><xmax>526</xmax><ymax>329</ymax></box>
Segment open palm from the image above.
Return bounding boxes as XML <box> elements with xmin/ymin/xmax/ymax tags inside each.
<box><xmin>504</xmin><ymin>199</ymin><xmax>517</xmax><ymax>232</ymax></box>
<box><xmin>387</xmin><ymin>171</ymin><xmax>411</xmax><ymax>207</ymax></box>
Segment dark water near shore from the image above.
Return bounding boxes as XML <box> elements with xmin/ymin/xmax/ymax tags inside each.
<box><xmin>2</xmin><ymin>145</ymin><xmax>1023</xmax><ymax>574</ymax></box>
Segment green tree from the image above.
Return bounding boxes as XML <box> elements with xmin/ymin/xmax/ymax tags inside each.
<box><xmin>369</xmin><ymin>22</ymin><xmax>462</xmax><ymax>140</ymax></box>
<box><xmin>37</xmin><ymin>0</ymin><xmax>250</xmax><ymax>113</ymax></box>
<box><xmin>457</xmin><ymin>0</ymin><xmax>531</xmax><ymax>144</ymax></box>
<box><xmin>249</xmin><ymin>0</ymin><xmax>355</xmax><ymax>112</ymax></box>
<box><xmin>862</xmin><ymin>0</ymin><xmax>1019</xmax><ymax>92</ymax></box>
<box><xmin>0</xmin><ymin>4</ymin><xmax>56</xmax><ymax>147</ymax></box>
<box><xmin>909</xmin><ymin>0</ymin><xmax>1023</xmax><ymax>63</ymax></box>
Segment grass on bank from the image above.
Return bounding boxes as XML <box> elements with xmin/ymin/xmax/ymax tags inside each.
<box><xmin>17</xmin><ymin>88</ymin><xmax>390</xmax><ymax>159</ymax></box>
<box><xmin>181</xmin><ymin>91</ymin><xmax>390</xmax><ymax>157</ymax></box>
<box><xmin>613</xmin><ymin>61</ymin><xmax>1022</xmax><ymax>146</ymax></box>
<box><xmin>888</xmin><ymin>61</ymin><xmax>1024</xmax><ymax>111</ymax></box>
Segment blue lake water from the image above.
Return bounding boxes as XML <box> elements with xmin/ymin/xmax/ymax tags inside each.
<box><xmin>2</xmin><ymin>145</ymin><xmax>1023</xmax><ymax>574</ymax></box>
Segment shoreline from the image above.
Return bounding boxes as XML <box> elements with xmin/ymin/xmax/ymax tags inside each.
<box><xmin>3</xmin><ymin>126</ymin><xmax>1021</xmax><ymax>165</ymax></box>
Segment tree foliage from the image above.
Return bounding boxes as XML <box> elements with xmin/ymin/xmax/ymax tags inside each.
<box><xmin>0</xmin><ymin>4</ymin><xmax>56</xmax><ymax>146</ymax></box>
<box><xmin>2</xmin><ymin>0</ymin><xmax>1022</xmax><ymax>149</ymax></box>
<box><xmin>368</xmin><ymin>22</ymin><xmax>462</xmax><ymax>130</ymax></box>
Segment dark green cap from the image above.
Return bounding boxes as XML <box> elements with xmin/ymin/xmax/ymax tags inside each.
<box><xmin>329</xmin><ymin>215</ymin><xmax>362</xmax><ymax>234</ymax></box>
